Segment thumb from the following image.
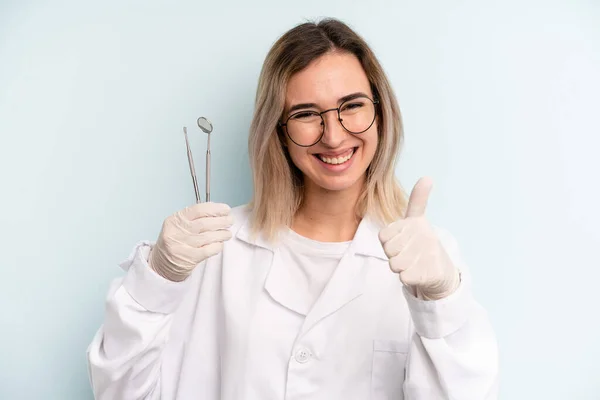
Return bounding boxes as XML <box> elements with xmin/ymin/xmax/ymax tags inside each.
<box><xmin>405</xmin><ymin>176</ymin><xmax>433</xmax><ymax>218</ymax></box>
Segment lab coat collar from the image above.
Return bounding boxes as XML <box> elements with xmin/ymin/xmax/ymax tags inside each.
<box><xmin>235</xmin><ymin>212</ymin><xmax>389</xmax><ymax>261</ymax></box>
<box><xmin>235</xmin><ymin>211</ymin><xmax>390</xmax><ymax>332</ymax></box>
<box><xmin>234</xmin><ymin>213</ymin><xmax>276</xmax><ymax>252</ymax></box>
<box><xmin>350</xmin><ymin>215</ymin><xmax>388</xmax><ymax>261</ymax></box>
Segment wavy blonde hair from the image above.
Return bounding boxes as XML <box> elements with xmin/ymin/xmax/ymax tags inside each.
<box><xmin>248</xmin><ymin>18</ymin><xmax>407</xmax><ymax>240</ymax></box>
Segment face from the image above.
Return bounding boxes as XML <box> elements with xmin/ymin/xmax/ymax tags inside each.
<box><xmin>283</xmin><ymin>51</ymin><xmax>378</xmax><ymax>193</ymax></box>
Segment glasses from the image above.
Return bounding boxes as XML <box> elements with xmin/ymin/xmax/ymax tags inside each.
<box><xmin>279</xmin><ymin>95</ymin><xmax>379</xmax><ymax>147</ymax></box>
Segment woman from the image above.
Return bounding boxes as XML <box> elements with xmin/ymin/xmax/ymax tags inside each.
<box><xmin>88</xmin><ymin>18</ymin><xmax>499</xmax><ymax>399</ymax></box>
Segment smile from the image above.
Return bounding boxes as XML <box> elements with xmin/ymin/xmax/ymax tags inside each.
<box><xmin>315</xmin><ymin>148</ymin><xmax>356</xmax><ymax>165</ymax></box>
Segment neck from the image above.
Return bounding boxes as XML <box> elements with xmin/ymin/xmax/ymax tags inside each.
<box><xmin>292</xmin><ymin>177</ymin><xmax>365</xmax><ymax>242</ymax></box>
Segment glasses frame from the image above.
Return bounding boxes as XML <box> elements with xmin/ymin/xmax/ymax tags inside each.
<box><xmin>279</xmin><ymin>95</ymin><xmax>380</xmax><ymax>147</ymax></box>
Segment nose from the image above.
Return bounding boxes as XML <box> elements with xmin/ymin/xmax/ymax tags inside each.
<box><xmin>320</xmin><ymin>109</ymin><xmax>347</xmax><ymax>148</ymax></box>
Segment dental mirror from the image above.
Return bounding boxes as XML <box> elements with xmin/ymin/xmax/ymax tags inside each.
<box><xmin>197</xmin><ymin>117</ymin><xmax>213</xmax><ymax>134</ymax></box>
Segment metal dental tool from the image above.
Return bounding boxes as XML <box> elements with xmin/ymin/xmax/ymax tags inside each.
<box><xmin>183</xmin><ymin>126</ymin><xmax>201</xmax><ymax>203</ymax></box>
<box><xmin>197</xmin><ymin>117</ymin><xmax>213</xmax><ymax>202</ymax></box>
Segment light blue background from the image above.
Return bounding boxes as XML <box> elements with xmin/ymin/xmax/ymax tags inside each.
<box><xmin>1</xmin><ymin>1</ymin><xmax>599</xmax><ymax>399</ymax></box>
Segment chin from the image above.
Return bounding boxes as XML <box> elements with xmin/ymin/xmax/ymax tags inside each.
<box><xmin>310</xmin><ymin>173</ymin><xmax>365</xmax><ymax>192</ymax></box>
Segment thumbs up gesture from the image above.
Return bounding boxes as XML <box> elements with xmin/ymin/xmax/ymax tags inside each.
<box><xmin>378</xmin><ymin>177</ymin><xmax>460</xmax><ymax>301</ymax></box>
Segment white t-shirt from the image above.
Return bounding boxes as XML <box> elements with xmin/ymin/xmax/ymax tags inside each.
<box><xmin>277</xmin><ymin>228</ymin><xmax>351</xmax><ymax>315</ymax></box>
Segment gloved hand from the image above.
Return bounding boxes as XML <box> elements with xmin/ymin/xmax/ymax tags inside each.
<box><xmin>378</xmin><ymin>177</ymin><xmax>460</xmax><ymax>301</ymax></box>
<box><xmin>149</xmin><ymin>202</ymin><xmax>234</xmax><ymax>282</ymax></box>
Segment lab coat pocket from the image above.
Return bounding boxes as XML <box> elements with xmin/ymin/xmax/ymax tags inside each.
<box><xmin>371</xmin><ymin>340</ymin><xmax>407</xmax><ymax>400</ymax></box>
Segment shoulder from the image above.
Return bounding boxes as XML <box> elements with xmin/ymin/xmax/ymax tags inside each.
<box><xmin>229</xmin><ymin>204</ymin><xmax>254</xmax><ymax>241</ymax></box>
<box><xmin>222</xmin><ymin>203</ymin><xmax>274</xmax><ymax>254</ymax></box>
<box><xmin>230</xmin><ymin>204</ymin><xmax>251</xmax><ymax>226</ymax></box>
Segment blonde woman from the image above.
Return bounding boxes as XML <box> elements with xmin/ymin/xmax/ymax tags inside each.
<box><xmin>88</xmin><ymin>19</ymin><xmax>499</xmax><ymax>400</ymax></box>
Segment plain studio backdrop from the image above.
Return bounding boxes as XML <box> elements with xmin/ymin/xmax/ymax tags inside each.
<box><xmin>1</xmin><ymin>0</ymin><xmax>599</xmax><ymax>399</ymax></box>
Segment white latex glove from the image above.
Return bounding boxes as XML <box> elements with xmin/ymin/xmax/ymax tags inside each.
<box><xmin>149</xmin><ymin>202</ymin><xmax>234</xmax><ymax>282</ymax></box>
<box><xmin>378</xmin><ymin>177</ymin><xmax>460</xmax><ymax>301</ymax></box>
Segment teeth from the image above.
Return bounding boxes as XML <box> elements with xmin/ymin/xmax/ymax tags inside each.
<box><xmin>319</xmin><ymin>149</ymin><xmax>354</xmax><ymax>165</ymax></box>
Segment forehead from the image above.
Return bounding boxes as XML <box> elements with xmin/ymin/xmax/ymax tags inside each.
<box><xmin>285</xmin><ymin>52</ymin><xmax>372</xmax><ymax>107</ymax></box>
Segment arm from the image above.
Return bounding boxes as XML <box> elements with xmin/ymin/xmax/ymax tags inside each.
<box><xmin>87</xmin><ymin>202</ymin><xmax>232</xmax><ymax>399</ymax></box>
<box><xmin>87</xmin><ymin>242</ymin><xmax>191</xmax><ymax>400</ymax></box>
<box><xmin>403</xmin><ymin>278</ymin><xmax>499</xmax><ymax>399</ymax></box>
<box><xmin>403</xmin><ymin>230</ymin><xmax>499</xmax><ymax>399</ymax></box>
<box><xmin>378</xmin><ymin>177</ymin><xmax>499</xmax><ymax>398</ymax></box>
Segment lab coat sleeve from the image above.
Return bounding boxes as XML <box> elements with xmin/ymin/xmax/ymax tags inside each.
<box><xmin>402</xmin><ymin>229</ymin><xmax>500</xmax><ymax>399</ymax></box>
<box><xmin>86</xmin><ymin>241</ymin><xmax>192</xmax><ymax>400</ymax></box>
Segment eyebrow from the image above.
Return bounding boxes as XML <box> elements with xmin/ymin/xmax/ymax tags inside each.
<box><xmin>286</xmin><ymin>91</ymin><xmax>371</xmax><ymax>115</ymax></box>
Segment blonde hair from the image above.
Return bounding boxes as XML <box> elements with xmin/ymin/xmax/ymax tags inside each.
<box><xmin>248</xmin><ymin>18</ymin><xmax>407</xmax><ymax>240</ymax></box>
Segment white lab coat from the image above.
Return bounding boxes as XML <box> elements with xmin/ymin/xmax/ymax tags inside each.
<box><xmin>87</xmin><ymin>205</ymin><xmax>499</xmax><ymax>400</ymax></box>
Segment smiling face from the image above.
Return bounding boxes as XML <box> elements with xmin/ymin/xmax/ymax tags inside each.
<box><xmin>283</xmin><ymin>51</ymin><xmax>379</xmax><ymax>194</ymax></box>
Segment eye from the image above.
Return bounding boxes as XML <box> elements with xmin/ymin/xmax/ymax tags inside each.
<box><xmin>290</xmin><ymin>111</ymin><xmax>319</xmax><ymax>121</ymax></box>
<box><xmin>341</xmin><ymin>101</ymin><xmax>365</xmax><ymax>112</ymax></box>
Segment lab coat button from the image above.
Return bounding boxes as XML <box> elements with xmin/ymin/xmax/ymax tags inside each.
<box><xmin>294</xmin><ymin>348</ymin><xmax>311</xmax><ymax>364</ymax></box>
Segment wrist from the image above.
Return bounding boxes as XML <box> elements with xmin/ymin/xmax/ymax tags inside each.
<box><xmin>416</xmin><ymin>268</ymin><xmax>461</xmax><ymax>301</ymax></box>
<box><xmin>148</xmin><ymin>248</ymin><xmax>188</xmax><ymax>283</ymax></box>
